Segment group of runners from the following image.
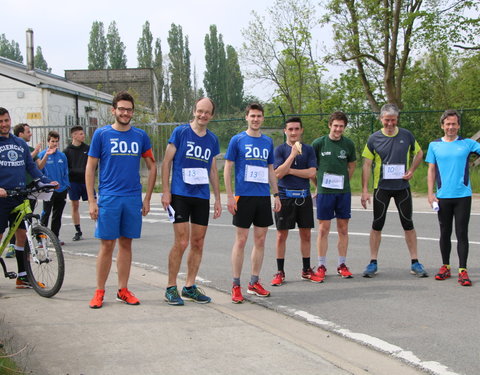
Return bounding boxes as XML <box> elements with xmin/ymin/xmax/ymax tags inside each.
<box><xmin>1</xmin><ymin>92</ymin><xmax>477</xmax><ymax>309</ymax></box>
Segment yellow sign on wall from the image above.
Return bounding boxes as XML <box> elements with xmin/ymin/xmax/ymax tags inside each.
<box><xmin>26</xmin><ymin>112</ymin><xmax>42</xmax><ymax>120</ymax></box>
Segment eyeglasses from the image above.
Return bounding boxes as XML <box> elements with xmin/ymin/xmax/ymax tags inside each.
<box><xmin>117</xmin><ymin>107</ymin><xmax>134</xmax><ymax>113</ymax></box>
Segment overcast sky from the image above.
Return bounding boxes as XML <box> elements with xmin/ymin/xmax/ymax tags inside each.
<box><xmin>4</xmin><ymin>0</ymin><xmax>317</xmax><ymax>100</ymax></box>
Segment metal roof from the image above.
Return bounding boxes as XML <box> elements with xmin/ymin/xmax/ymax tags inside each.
<box><xmin>0</xmin><ymin>56</ymin><xmax>112</xmax><ymax>104</ymax></box>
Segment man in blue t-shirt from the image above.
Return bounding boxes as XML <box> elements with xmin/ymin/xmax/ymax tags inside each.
<box><xmin>86</xmin><ymin>91</ymin><xmax>157</xmax><ymax>309</ymax></box>
<box><xmin>224</xmin><ymin>103</ymin><xmax>281</xmax><ymax>303</ymax></box>
<box><xmin>426</xmin><ymin>110</ymin><xmax>480</xmax><ymax>286</ymax></box>
<box><xmin>161</xmin><ymin>97</ymin><xmax>222</xmax><ymax>305</ymax></box>
<box><xmin>271</xmin><ymin>116</ymin><xmax>323</xmax><ymax>286</ymax></box>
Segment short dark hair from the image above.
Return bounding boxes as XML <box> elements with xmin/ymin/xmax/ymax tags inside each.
<box><xmin>13</xmin><ymin>123</ymin><xmax>29</xmax><ymax>137</ymax></box>
<box><xmin>193</xmin><ymin>97</ymin><xmax>216</xmax><ymax>116</ymax></box>
<box><xmin>285</xmin><ymin>116</ymin><xmax>302</xmax><ymax>128</ymax></box>
<box><xmin>70</xmin><ymin>126</ymin><xmax>84</xmax><ymax>134</ymax></box>
<box><xmin>440</xmin><ymin>109</ymin><xmax>460</xmax><ymax>125</ymax></box>
<box><xmin>0</xmin><ymin>107</ymin><xmax>10</xmax><ymax>116</ymax></box>
<box><xmin>112</xmin><ymin>91</ymin><xmax>135</xmax><ymax>109</ymax></box>
<box><xmin>328</xmin><ymin>111</ymin><xmax>348</xmax><ymax>127</ymax></box>
<box><xmin>245</xmin><ymin>103</ymin><xmax>264</xmax><ymax>116</ymax></box>
<box><xmin>47</xmin><ymin>130</ymin><xmax>60</xmax><ymax>141</ymax></box>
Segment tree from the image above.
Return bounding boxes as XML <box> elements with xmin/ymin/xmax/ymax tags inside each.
<box><xmin>241</xmin><ymin>0</ymin><xmax>323</xmax><ymax>114</ymax></box>
<box><xmin>137</xmin><ymin>21</ymin><xmax>153</xmax><ymax>68</ymax></box>
<box><xmin>34</xmin><ymin>46</ymin><xmax>50</xmax><ymax>72</ymax></box>
<box><xmin>107</xmin><ymin>21</ymin><xmax>127</xmax><ymax>69</ymax></box>
<box><xmin>321</xmin><ymin>0</ymin><xmax>480</xmax><ymax>111</ymax></box>
<box><xmin>0</xmin><ymin>34</ymin><xmax>23</xmax><ymax>62</ymax></box>
<box><xmin>204</xmin><ymin>25</ymin><xmax>227</xmax><ymax>113</ymax></box>
<box><xmin>167</xmin><ymin>23</ymin><xmax>192</xmax><ymax>120</ymax></box>
<box><xmin>153</xmin><ymin>38</ymin><xmax>164</xmax><ymax>104</ymax></box>
<box><xmin>225</xmin><ymin>45</ymin><xmax>244</xmax><ymax>113</ymax></box>
<box><xmin>88</xmin><ymin>21</ymin><xmax>107</xmax><ymax>69</ymax></box>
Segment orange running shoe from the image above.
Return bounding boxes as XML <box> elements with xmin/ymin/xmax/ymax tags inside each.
<box><xmin>231</xmin><ymin>284</ymin><xmax>244</xmax><ymax>304</ymax></box>
<box><xmin>314</xmin><ymin>265</ymin><xmax>327</xmax><ymax>282</ymax></box>
<box><xmin>302</xmin><ymin>268</ymin><xmax>324</xmax><ymax>283</ymax></box>
<box><xmin>116</xmin><ymin>288</ymin><xmax>140</xmax><ymax>305</ymax></box>
<box><xmin>89</xmin><ymin>289</ymin><xmax>105</xmax><ymax>309</ymax></box>
<box><xmin>337</xmin><ymin>263</ymin><xmax>353</xmax><ymax>279</ymax></box>
<box><xmin>271</xmin><ymin>271</ymin><xmax>285</xmax><ymax>286</ymax></box>
<box><xmin>247</xmin><ymin>281</ymin><xmax>270</xmax><ymax>297</ymax></box>
<box><xmin>435</xmin><ymin>265</ymin><xmax>451</xmax><ymax>280</ymax></box>
<box><xmin>458</xmin><ymin>270</ymin><xmax>472</xmax><ymax>286</ymax></box>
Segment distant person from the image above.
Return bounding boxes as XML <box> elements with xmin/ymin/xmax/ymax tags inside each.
<box><xmin>224</xmin><ymin>103</ymin><xmax>281</xmax><ymax>303</ymax></box>
<box><xmin>426</xmin><ymin>110</ymin><xmax>480</xmax><ymax>286</ymax></box>
<box><xmin>63</xmin><ymin>126</ymin><xmax>90</xmax><ymax>241</ymax></box>
<box><xmin>38</xmin><ymin>131</ymin><xmax>70</xmax><ymax>245</ymax></box>
<box><xmin>86</xmin><ymin>91</ymin><xmax>157</xmax><ymax>309</ymax></box>
<box><xmin>161</xmin><ymin>97</ymin><xmax>222</xmax><ymax>305</ymax></box>
<box><xmin>312</xmin><ymin>111</ymin><xmax>356</xmax><ymax>280</ymax></box>
<box><xmin>0</xmin><ymin>108</ymin><xmax>56</xmax><ymax>289</ymax></box>
<box><xmin>5</xmin><ymin>123</ymin><xmax>41</xmax><ymax>258</ymax></box>
<box><xmin>271</xmin><ymin>116</ymin><xmax>323</xmax><ymax>286</ymax></box>
<box><xmin>360</xmin><ymin>103</ymin><xmax>427</xmax><ymax>278</ymax></box>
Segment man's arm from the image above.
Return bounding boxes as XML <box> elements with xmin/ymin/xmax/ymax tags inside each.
<box><xmin>274</xmin><ymin>146</ymin><xmax>299</xmax><ymax>179</ymax></box>
<box><xmin>161</xmin><ymin>143</ymin><xmax>176</xmax><ymax>211</ymax></box>
<box><xmin>347</xmin><ymin>161</ymin><xmax>356</xmax><ymax>180</ymax></box>
<box><xmin>427</xmin><ymin>162</ymin><xmax>437</xmax><ymax>207</ymax></box>
<box><xmin>404</xmin><ymin>149</ymin><xmax>423</xmax><ymax>180</ymax></box>
<box><xmin>361</xmin><ymin>158</ymin><xmax>373</xmax><ymax>209</ymax></box>
<box><xmin>31</xmin><ymin>143</ymin><xmax>41</xmax><ymax>159</ymax></box>
<box><xmin>36</xmin><ymin>148</ymin><xmax>55</xmax><ymax>169</ymax></box>
<box><xmin>289</xmin><ymin>167</ymin><xmax>316</xmax><ymax>179</ymax></box>
<box><xmin>268</xmin><ymin>164</ymin><xmax>281</xmax><ymax>212</ymax></box>
<box><xmin>209</xmin><ymin>156</ymin><xmax>222</xmax><ymax>219</ymax></box>
<box><xmin>85</xmin><ymin>156</ymin><xmax>99</xmax><ymax>220</ymax></box>
<box><xmin>224</xmin><ymin>160</ymin><xmax>236</xmax><ymax>215</ymax></box>
<box><xmin>142</xmin><ymin>156</ymin><xmax>157</xmax><ymax>216</ymax></box>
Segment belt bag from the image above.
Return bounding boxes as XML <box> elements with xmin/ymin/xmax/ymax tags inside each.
<box><xmin>285</xmin><ymin>189</ymin><xmax>309</xmax><ymax>198</ymax></box>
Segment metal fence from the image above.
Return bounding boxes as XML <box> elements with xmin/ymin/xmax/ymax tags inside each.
<box><xmin>28</xmin><ymin>108</ymin><xmax>480</xmax><ymax>184</ymax></box>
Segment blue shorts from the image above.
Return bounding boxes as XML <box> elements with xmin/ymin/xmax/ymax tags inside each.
<box><xmin>316</xmin><ymin>193</ymin><xmax>351</xmax><ymax>220</ymax></box>
<box><xmin>68</xmin><ymin>182</ymin><xmax>89</xmax><ymax>201</ymax></box>
<box><xmin>0</xmin><ymin>196</ymin><xmax>26</xmax><ymax>234</ymax></box>
<box><xmin>95</xmin><ymin>195</ymin><xmax>143</xmax><ymax>240</ymax></box>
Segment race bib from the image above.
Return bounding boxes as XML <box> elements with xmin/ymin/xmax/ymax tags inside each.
<box><xmin>244</xmin><ymin>165</ymin><xmax>268</xmax><ymax>184</ymax></box>
<box><xmin>321</xmin><ymin>173</ymin><xmax>344</xmax><ymax>190</ymax></box>
<box><xmin>383</xmin><ymin>164</ymin><xmax>405</xmax><ymax>179</ymax></box>
<box><xmin>182</xmin><ymin>168</ymin><xmax>209</xmax><ymax>185</ymax></box>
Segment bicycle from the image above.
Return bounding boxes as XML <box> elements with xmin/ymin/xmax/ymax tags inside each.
<box><xmin>0</xmin><ymin>184</ymin><xmax>65</xmax><ymax>298</ymax></box>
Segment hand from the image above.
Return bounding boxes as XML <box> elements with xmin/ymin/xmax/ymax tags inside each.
<box><xmin>227</xmin><ymin>196</ymin><xmax>237</xmax><ymax>215</ymax></box>
<box><xmin>273</xmin><ymin>196</ymin><xmax>281</xmax><ymax>212</ymax></box>
<box><xmin>0</xmin><ymin>188</ymin><xmax>7</xmax><ymax>198</ymax></box>
<box><xmin>361</xmin><ymin>192</ymin><xmax>370</xmax><ymax>209</ymax></box>
<box><xmin>34</xmin><ymin>143</ymin><xmax>41</xmax><ymax>153</ymax></box>
<box><xmin>403</xmin><ymin>169</ymin><xmax>414</xmax><ymax>180</ymax></box>
<box><xmin>213</xmin><ymin>200</ymin><xmax>222</xmax><ymax>219</ymax></box>
<box><xmin>427</xmin><ymin>194</ymin><xmax>438</xmax><ymax>207</ymax></box>
<box><xmin>161</xmin><ymin>192</ymin><xmax>171</xmax><ymax>211</ymax></box>
<box><xmin>89</xmin><ymin>201</ymin><xmax>98</xmax><ymax>220</ymax></box>
<box><xmin>46</xmin><ymin>147</ymin><xmax>57</xmax><ymax>155</ymax></box>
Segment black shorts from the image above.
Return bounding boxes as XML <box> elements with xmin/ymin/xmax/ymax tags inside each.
<box><xmin>372</xmin><ymin>188</ymin><xmax>414</xmax><ymax>231</ymax></box>
<box><xmin>0</xmin><ymin>196</ymin><xmax>27</xmax><ymax>234</ymax></box>
<box><xmin>275</xmin><ymin>196</ymin><xmax>314</xmax><ymax>230</ymax></box>
<box><xmin>233</xmin><ymin>196</ymin><xmax>273</xmax><ymax>228</ymax></box>
<box><xmin>171</xmin><ymin>194</ymin><xmax>210</xmax><ymax>226</ymax></box>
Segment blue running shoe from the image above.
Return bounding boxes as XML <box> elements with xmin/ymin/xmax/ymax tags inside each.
<box><xmin>181</xmin><ymin>285</ymin><xmax>211</xmax><ymax>304</ymax></box>
<box><xmin>363</xmin><ymin>262</ymin><xmax>377</xmax><ymax>278</ymax></box>
<box><xmin>410</xmin><ymin>262</ymin><xmax>428</xmax><ymax>277</ymax></box>
<box><xmin>164</xmin><ymin>286</ymin><xmax>184</xmax><ymax>306</ymax></box>
<box><xmin>5</xmin><ymin>244</ymin><xmax>15</xmax><ymax>258</ymax></box>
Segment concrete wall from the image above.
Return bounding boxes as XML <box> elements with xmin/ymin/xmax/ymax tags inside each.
<box><xmin>65</xmin><ymin>69</ymin><xmax>159</xmax><ymax>114</ymax></box>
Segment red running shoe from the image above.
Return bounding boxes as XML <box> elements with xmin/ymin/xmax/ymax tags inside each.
<box><xmin>302</xmin><ymin>268</ymin><xmax>324</xmax><ymax>283</ymax></box>
<box><xmin>231</xmin><ymin>284</ymin><xmax>244</xmax><ymax>304</ymax></box>
<box><xmin>116</xmin><ymin>288</ymin><xmax>140</xmax><ymax>305</ymax></box>
<box><xmin>458</xmin><ymin>270</ymin><xmax>472</xmax><ymax>286</ymax></box>
<box><xmin>271</xmin><ymin>271</ymin><xmax>285</xmax><ymax>286</ymax></box>
<box><xmin>435</xmin><ymin>265</ymin><xmax>451</xmax><ymax>280</ymax></box>
<box><xmin>337</xmin><ymin>263</ymin><xmax>353</xmax><ymax>279</ymax></box>
<box><xmin>314</xmin><ymin>265</ymin><xmax>326</xmax><ymax>282</ymax></box>
<box><xmin>89</xmin><ymin>289</ymin><xmax>105</xmax><ymax>309</ymax></box>
<box><xmin>247</xmin><ymin>281</ymin><xmax>270</xmax><ymax>297</ymax></box>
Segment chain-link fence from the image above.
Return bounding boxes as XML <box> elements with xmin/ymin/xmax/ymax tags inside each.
<box><xmin>27</xmin><ymin>108</ymin><xmax>480</xmax><ymax>185</ymax></box>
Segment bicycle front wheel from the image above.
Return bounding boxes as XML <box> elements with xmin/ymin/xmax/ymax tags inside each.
<box><xmin>23</xmin><ymin>225</ymin><xmax>65</xmax><ymax>298</ymax></box>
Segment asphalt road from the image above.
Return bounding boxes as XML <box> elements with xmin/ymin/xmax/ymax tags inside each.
<box><xmin>58</xmin><ymin>194</ymin><xmax>480</xmax><ymax>375</ymax></box>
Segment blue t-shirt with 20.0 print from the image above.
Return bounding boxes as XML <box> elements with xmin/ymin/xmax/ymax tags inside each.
<box><xmin>224</xmin><ymin>131</ymin><xmax>274</xmax><ymax>196</ymax></box>
<box><xmin>169</xmin><ymin>123</ymin><xmax>220</xmax><ymax>200</ymax></box>
<box><xmin>89</xmin><ymin>125</ymin><xmax>152</xmax><ymax>196</ymax></box>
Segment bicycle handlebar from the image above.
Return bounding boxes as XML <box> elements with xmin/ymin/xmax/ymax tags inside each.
<box><xmin>6</xmin><ymin>184</ymin><xmax>57</xmax><ymax>197</ymax></box>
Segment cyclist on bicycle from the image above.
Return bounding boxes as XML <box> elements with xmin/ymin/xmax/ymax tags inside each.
<box><xmin>0</xmin><ymin>107</ymin><xmax>56</xmax><ymax>288</ymax></box>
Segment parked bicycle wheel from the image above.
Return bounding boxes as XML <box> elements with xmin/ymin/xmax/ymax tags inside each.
<box><xmin>23</xmin><ymin>225</ymin><xmax>65</xmax><ymax>298</ymax></box>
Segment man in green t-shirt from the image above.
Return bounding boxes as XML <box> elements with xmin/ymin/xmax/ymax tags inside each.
<box><xmin>312</xmin><ymin>111</ymin><xmax>356</xmax><ymax>281</ymax></box>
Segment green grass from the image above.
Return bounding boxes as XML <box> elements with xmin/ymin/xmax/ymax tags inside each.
<box><xmin>0</xmin><ymin>349</ymin><xmax>23</xmax><ymax>375</ymax></box>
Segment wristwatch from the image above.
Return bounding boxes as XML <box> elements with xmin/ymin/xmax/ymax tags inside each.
<box><xmin>273</xmin><ymin>193</ymin><xmax>279</xmax><ymax>197</ymax></box>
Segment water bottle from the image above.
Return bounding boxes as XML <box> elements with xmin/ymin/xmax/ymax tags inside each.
<box><xmin>432</xmin><ymin>201</ymin><xmax>439</xmax><ymax>212</ymax></box>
